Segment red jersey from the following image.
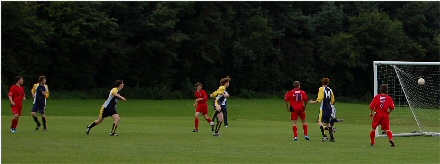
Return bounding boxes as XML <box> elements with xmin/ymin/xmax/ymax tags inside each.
<box><xmin>284</xmin><ymin>89</ymin><xmax>308</xmax><ymax>112</ymax></box>
<box><xmin>369</xmin><ymin>94</ymin><xmax>395</xmax><ymax>115</ymax></box>
<box><xmin>195</xmin><ymin>90</ymin><xmax>208</xmax><ymax>104</ymax></box>
<box><xmin>8</xmin><ymin>84</ymin><xmax>26</xmax><ymax>107</ymax></box>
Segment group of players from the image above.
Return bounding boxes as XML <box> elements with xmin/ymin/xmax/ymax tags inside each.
<box><xmin>189</xmin><ymin>76</ymin><xmax>396</xmax><ymax>147</ymax></box>
<box><xmin>8</xmin><ymin>76</ymin><xmax>49</xmax><ymax>133</ymax></box>
<box><xmin>8</xmin><ymin>75</ymin><xmax>396</xmax><ymax>146</ymax></box>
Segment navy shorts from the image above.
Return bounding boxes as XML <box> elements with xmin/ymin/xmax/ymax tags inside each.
<box><xmin>31</xmin><ymin>104</ymin><xmax>45</xmax><ymax>114</ymax></box>
<box><xmin>321</xmin><ymin>110</ymin><xmax>332</xmax><ymax>123</ymax></box>
<box><xmin>99</xmin><ymin>106</ymin><xmax>118</xmax><ymax>117</ymax></box>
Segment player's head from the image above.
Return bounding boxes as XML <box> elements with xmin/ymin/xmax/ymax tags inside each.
<box><xmin>220</xmin><ymin>76</ymin><xmax>231</xmax><ymax>87</ymax></box>
<box><xmin>380</xmin><ymin>84</ymin><xmax>388</xmax><ymax>94</ymax></box>
<box><xmin>322</xmin><ymin>78</ymin><xmax>330</xmax><ymax>86</ymax></box>
<box><xmin>38</xmin><ymin>76</ymin><xmax>46</xmax><ymax>84</ymax></box>
<box><xmin>114</xmin><ymin>80</ymin><xmax>124</xmax><ymax>88</ymax></box>
<box><xmin>15</xmin><ymin>76</ymin><xmax>23</xmax><ymax>85</ymax></box>
<box><xmin>195</xmin><ymin>82</ymin><xmax>202</xmax><ymax>90</ymax></box>
<box><xmin>293</xmin><ymin>81</ymin><xmax>300</xmax><ymax>88</ymax></box>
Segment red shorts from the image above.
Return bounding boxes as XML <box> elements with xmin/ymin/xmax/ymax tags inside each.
<box><xmin>291</xmin><ymin>111</ymin><xmax>306</xmax><ymax>120</ymax></box>
<box><xmin>196</xmin><ymin>104</ymin><xmax>208</xmax><ymax>115</ymax></box>
<box><xmin>372</xmin><ymin>114</ymin><xmax>390</xmax><ymax>130</ymax></box>
<box><xmin>11</xmin><ymin>106</ymin><xmax>23</xmax><ymax>116</ymax></box>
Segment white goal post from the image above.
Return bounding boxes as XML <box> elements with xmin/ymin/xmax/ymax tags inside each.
<box><xmin>373</xmin><ymin>61</ymin><xmax>440</xmax><ymax>137</ymax></box>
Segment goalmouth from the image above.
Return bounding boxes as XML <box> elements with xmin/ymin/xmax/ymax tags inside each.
<box><xmin>373</xmin><ymin>61</ymin><xmax>440</xmax><ymax>137</ymax></box>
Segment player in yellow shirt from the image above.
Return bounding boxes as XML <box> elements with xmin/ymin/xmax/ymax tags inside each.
<box><xmin>210</xmin><ymin>76</ymin><xmax>231</xmax><ymax>137</ymax></box>
<box><xmin>309</xmin><ymin>78</ymin><xmax>336</xmax><ymax>142</ymax></box>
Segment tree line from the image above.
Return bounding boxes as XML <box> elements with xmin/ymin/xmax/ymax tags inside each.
<box><xmin>2</xmin><ymin>1</ymin><xmax>439</xmax><ymax>100</ymax></box>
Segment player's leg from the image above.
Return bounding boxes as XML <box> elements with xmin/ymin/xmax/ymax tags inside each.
<box><xmin>41</xmin><ymin>113</ymin><xmax>47</xmax><ymax>131</ymax></box>
<box><xmin>370</xmin><ymin>116</ymin><xmax>381</xmax><ymax>146</ymax></box>
<box><xmin>40</xmin><ymin>107</ymin><xmax>47</xmax><ymax>131</ymax></box>
<box><xmin>299</xmin><ymin>111</ymin><xmax>309</xmax><ymax>140</ymax></box>
<box><xmin>11</xmin><ymin>107</ymin><xmax>20</xmax><ymax>132</ymax></box>
<box><xmin>31</xmin><ymin>106</ymin><xmax>41</xmax><ymax>130</ymax></box>
<box><xmin>325</xmin><ymin>122</ymin><xmax>334</xmax><ymax>142</ymax></box>
<box><xmin>201</xmin><ymin>107</ymin><xmax>214</xmax><ymax>131</ymax></box>
<box><xmin>214</xmin><ymin>111</ymin><xmax>223</xmax><ymax>136</ymax></box>
<box><xmin>381</xmin><ymin>117</ymin><xmax>394</xmax><ymax>147</ymax></box>
<box><xmin>110</xmin><ymin>113</ymin><xmax>120</xmax><ymax>136</ymax></box>
<box><xmin>291</xmin><ymin>112</ymin><xmax>299</xmax><ymax>140</ymax></box>
<box><xmin>317</xmin><ymin>110</ymin><xmax>327</xmax><ymax>139</ymax></box>
<box><xmin>86</xmin><ymin>107</ymin><xmax>106</xmax><ymax>135</ymax></box>
<box><xmin>193</xmin><ymin>111</ymin><xmax>201</xmax><ymax>132</ymax></box>
<box><xmin>223</xmin><ymin>105</ymin><xmax>228</xmax><ymax>127</ymax></box>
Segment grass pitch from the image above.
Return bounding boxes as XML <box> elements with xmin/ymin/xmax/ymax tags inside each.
<box><xmin>1</xmin><ymin>99</ymin><xmax>439</xmax><ymax>163</ymax></box>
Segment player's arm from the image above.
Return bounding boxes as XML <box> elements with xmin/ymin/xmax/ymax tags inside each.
<box><xmin>303</xmin><ymin>92</ymin><xmax>309</xmax><ymax>110</ymax></box>
<box><xmin>45</xmin><ymin>84</ymin><xmax>49</xmax><ymax>98</ymax></box>
<box><xmin>210</xmin><ymin>86</ymin><xmax>225</xmax><ymax>98</ymax></box>
<box><xmin>31</xmin><ymin>84</ymin><xmax>37</xmax><ymax>98</ymax></box>
<box><xmin>387</xmin><ymin>96</ymin><xmax>395</xmax><ymax>113</ymax></box>
<box><xmin>284</xmin><ymin>92</ymin><xmax>291</xmax><ymax>112</ymax></box>
<box><xmin>8</xmin><ymin>89</ymin><xmax>15</xmax><ymax>106</ymax></box>
<box><xmin>112</xmin><ymin>89</ymin><xmax>126</xmax><ymax>101</ymax></box>
<box><xmin>369</xmin><ymin>96</ymin><xmax>377</xmax><ymax>118</ymax></box>
<box><xmin>223</xmin><ymin>91</ymin><xmax>230</xmax><ymax>98</ymax></box>
<box><xmin>331</xmin><ymin>91</ymin><xmax>335</xmax><ymax>105</ymax></box>
<box><xmin>309</xmin><ymin>87</ymin><xmax>324</xmax><ymax>104</ymax></box>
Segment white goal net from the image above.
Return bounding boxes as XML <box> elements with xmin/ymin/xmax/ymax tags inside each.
<box><xmin>373</xmin><ymin>61</ymin><xmax>440</xmax><ymax>137</ymax></box>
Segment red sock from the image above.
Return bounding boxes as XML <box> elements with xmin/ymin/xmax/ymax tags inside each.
<box><xmin>12</xmin><ymin>119</ymin><xmax>18</xmax><ymax>129</ymax></box>
<box><xmin>206</xmin><ymin>118</ymin><xmax>212</xmax><ymax>123</ymax></box>
<box><xmin>293</xmin><ymin>126</ymin><xmax>298</xmax><ymax>138</ymax></box>
<box><xmin>370</xmin><ymin>130</ymin><xmax>375</xmax><ymax>145</ymax></box>
<box><xmin>386</xmin><ymin>131</ymin><xmax>393</xmax><ymax>140</ymax></box>
<box><xmin>194</xmin><ymin>118</ymin><xmax>199</xmax><ymax>130</ymax></box>
<box><xmin>303</xmin><ymin>124</ymin><xmax>308</xmax><ymax>136</ymax></box>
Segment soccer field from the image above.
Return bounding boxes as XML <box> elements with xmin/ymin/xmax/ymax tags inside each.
<box><xmin>1</xmin><ymin>99</ymin><xmax>439</xmax><ymax>163</ymax></box>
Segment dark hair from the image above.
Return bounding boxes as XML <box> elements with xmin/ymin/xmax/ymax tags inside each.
<box><xmin>38</xmin><ymin>76</ymin><xmax>46</xmax><ymax>83</ymax></box>
<box><xmin>380</xmin><ymin>84</ymin><xmax>388</xmax><ymax>94</ymax></box>
<box><xmin>114</xmin><ymin>80</ymin><xmax>124</xmax><ymax>87</ymax></box>
<box><xmin>194</xmin><ymin>82</ymin><xmax>202</xmax><ymax>87</ymax></box>
<box><xmin>322</xmin><ymin>78</ymin><xmax>330</xmax><ymax>86</ymax></box>
<box><xmin>293</xmin><ymin>81</ymin><xmax>300</xmax><ymax>88</ymax></box>
<box><xmin>220</xmin><ymin>76</ymin><xmax>231</xmax><ymax>86</ymax></box>
<box><xmin>15</xmin><ymin>76</ymin><xmax>23</xmax><ymax>83</ymax></box>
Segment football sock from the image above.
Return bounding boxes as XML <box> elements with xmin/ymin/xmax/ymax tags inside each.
<box><xmin>212</xmin><ymin>111</ymin><xmax>219</xmax><ymax>121</ymax></box>
<box><xmin>320</xmin><ymin>125</ymin><xmax>325</xmax><ymax>136</ymax></box>
<box><xmin>303</xmin><ymin>124</ymin><xmax>308</xmax><ymax>136</ymax></box>
<box><xmin>32</xmin><ymin>116</ymin><xmax>40</xmax><ymax>125</ymax></box>
<box><xmin>111</xmin><ymin>123</ymin><xmax>118</xmax><ymax>134</ymax></box>
<box><xmin>11</xmin><ymin>119</ymin><xmax>18</xmax><ymax>129</ymax></box>
<box><xmin>88</xmin><ymin>122</ymin><xmax>97</xmax><ymax>129</ymax></box>
<box><xmin>206</xmin><ymin>118</ymin><xmax>212</xmax><ymax>123</ymax></box>
<box><xmin>194</xmin><ymin>118</ymin><xmax>199</xmax><ymax>130</ymax></box>
<box><xmin>42</xmin><ymin>117</ymin><xmax>47</xmax><ymax>129</ymax></box>
<box><xmin>370</xmin><ymin>130</ymin><xmax>375</xmax><ymax>145</ymax></box>
<box><xmin>328</xmin><ymin>126</ymin><xmax>334</xmax><ymax>139</ymax></box>
<box><xmin>293</xmin><ymin>126</ymin><xmax>298</xmax><ymax>138</ymax></box>
<box><xmin>215</xmin><ymin>122</ymin><xmax>222</xmax><ymax>133</ymax></box>
<box><xmin>386</xmin><ymin>130</ymin><xmax>393</xmax><ymax>140</ymax></box>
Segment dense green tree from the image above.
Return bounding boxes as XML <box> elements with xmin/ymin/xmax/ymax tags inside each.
<box><xmin>2</xmin><ymin>2</ymin><xmax>438</xmax><ymax>100</ymax></box>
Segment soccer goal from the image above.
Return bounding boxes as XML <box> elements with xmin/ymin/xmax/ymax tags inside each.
<box><xmin>373</xmin><ymin>61</ymin><xmax>440</xmax><ymax>137</ymax></box>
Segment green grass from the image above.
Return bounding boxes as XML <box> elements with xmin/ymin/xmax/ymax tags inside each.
<box><xmin>2</xmin><ymin>99</ymin><xmax>439</xmax><ymax>163</ymax></box>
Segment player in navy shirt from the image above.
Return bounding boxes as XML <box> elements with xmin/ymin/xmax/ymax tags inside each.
<box><xmin>31</xmin><ymin>76</ymin><xmax>48</xmax><ymax>131</ymax></box>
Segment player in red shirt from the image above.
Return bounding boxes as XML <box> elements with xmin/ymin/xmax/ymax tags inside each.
<box><xmin>369</xmin><ymin>84</ymin><xmax>395</xmax><ymax>147</ymax></box>
<box><xmin>284</xmin><ymin>81</ymin><xmax>309</xmax><ymax>141</ymax></box>
<box><xmin>8</xmin><ymin>76</ymin><xmax>26</xmax><ymax>133</ymax></box>
<box><xmin>192</xmin><ymin>82</ymin><xmax>214</xmax><ymax>132</ymax></box>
